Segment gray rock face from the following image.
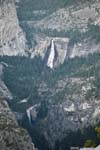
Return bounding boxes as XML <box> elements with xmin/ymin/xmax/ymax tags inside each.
<box><xmin>0</xmin><ymin>63</ymin><xmax>13</xmax><ymax>99</ymax></box>
<box><xmin>31</xmin><ymin>38</ymin><xmax>99</xmax><ymax>69</ymax></box>
<box><xmin>0</xmin><ymin>97</ymin><xmax>36</xmax><ymax>150</ymax></box>
<box><xmin>0</xmin><ymin>0</ymin><xmax>27</xmax><ymax>56</ymax></box>
<box><xmin>31</xmin><ymin>35</ymin><xmax>100</xmax><ymax>68</ymax></box>
<box><xmin>31</xmin><ymin>36</ymin><xmax>70</xmax><ymax>68</ymax></box>
<box><xmin>30</xmin><ymin>77</ymin><xmax>100</xmax><ymax>148</ymax></box>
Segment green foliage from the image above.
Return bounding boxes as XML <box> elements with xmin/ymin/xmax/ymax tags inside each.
<box><xmin>29</xmin><ymin>26</ymin><xmax>84</xmax><ymax>43</ymax></box>
<box><xmin>83</xmin><ymin>126</ymin><xmax>100</xmax><ymax>148</ymax></box>
<box><xmin>20</xmin><ymin>23</ymin><xmax>34</xmax><ymax>49</ymax></box>
<box><xmin>58</xmin><ymin>126</ymin><xmax>98</xmax><ymax>150</ymax></box>
<box><xmin>30</xmin><ymin>22</ymin><xmax>100</xmax><ymax>43</ymax></box>
<box><xmin>37</xmin><ymin>100</ymin><xmax>48</xmax><ymax>119</ymax></box>
<box><xmin>84</xmin><ymin>139</ymin><xmax>96</xmax><ymax>147</ymax></box>
<box><xmin>87</xmin><ymin>22</ymin><xmax>100</xmax><ymax>43</ymax></box>
<box><xmin>95</xmin><ymin>127</ymin><xmax>100</xmax><ymax>139</ymax></box>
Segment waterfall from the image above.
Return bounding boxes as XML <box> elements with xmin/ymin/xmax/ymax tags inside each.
<box><xmin>47</xmin><ymin>40</ymin><xmax>55</xmax><ymax>69</ymax></box>
<box><xmin>26</xmin><ymin>106</ymin><xmax>34</xmax><ymax>124</ymax></box>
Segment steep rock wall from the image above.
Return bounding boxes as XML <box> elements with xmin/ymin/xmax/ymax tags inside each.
<box><xmin>0</xmin><ymin>0</ymin><xmax>27</xmax><ymax>56</ymax></box>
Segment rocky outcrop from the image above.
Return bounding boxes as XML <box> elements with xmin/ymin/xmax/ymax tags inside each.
<box><xmin>0</xmin><ymin>0</ymin><xmax>27</xmax><ymax>56</ymax></box>
<box><xmin>31</xmin><ymin>36</ymin><xmax>69</xmax><ymax>68</ymax></box>
<box><xmin>70</xmin><ymin>39</ymin><xmax>100</xmax><ymax>58</ymax></box>
<box><xmin>0</xmin><ymin>96</ymin><xmax>36</xmax><ymax>150</ymax></box>
<box><xmin>28</xmin><ymin>77</ymin><xmax>100</xmax><ymax>148</ymax></box>
<box><xmin>0</xmin><ymin>63</ymin><xmax>13</xmax><ymax>99</ymax></box>
<box><xmin>31</xmin><ymin>35</ymin><xmax>100</xmax><ymax>68</ymax></box>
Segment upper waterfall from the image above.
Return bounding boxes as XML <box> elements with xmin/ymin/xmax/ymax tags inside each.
<box><xmin>47</xmin><ymin>40</ymin><xmax>55</xmax><ymax>69</ymax></box>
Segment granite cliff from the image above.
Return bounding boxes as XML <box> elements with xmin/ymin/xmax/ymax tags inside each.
<box><xmin>0</xmin><ymin>0</ymin><xmax>27</xmax><ymax>56</ymax></box>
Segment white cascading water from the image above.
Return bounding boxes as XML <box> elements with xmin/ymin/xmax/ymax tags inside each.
<box><xmin>47</xmin><ymin>40</ymin><xmax>55</xmax><ymax>69</ymax></box>
<box><xmin>26</xmin><ymin>106</ymin><xmax>34</xmax><ymax>124</ymax></box>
